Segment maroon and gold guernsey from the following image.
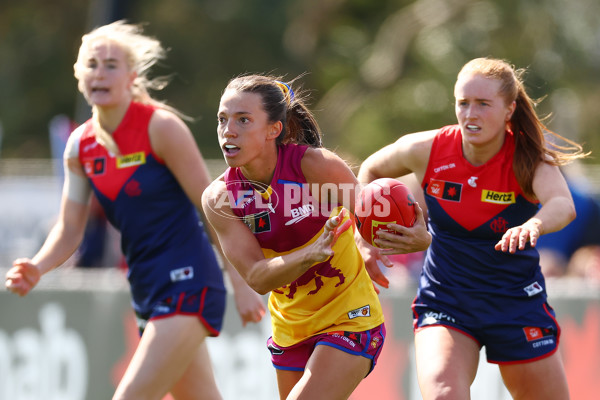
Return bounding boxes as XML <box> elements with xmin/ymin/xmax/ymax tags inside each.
<box><xmin>224</xmin><ymin>144</ymin><xmax>384</xmax><ymax>347</ymax></box>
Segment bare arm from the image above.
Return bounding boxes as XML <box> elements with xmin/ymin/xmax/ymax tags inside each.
<box><xmin>357</xmin><ymin>130</ymin><xmax>438</xmax><ymax>184</ymax></box>
<box><xmin>302</xmin><ymin>147</ymin><xmax>431</xmax><ymax>289</ymax></box>
<box><xmin>202</xmin><ymin>175</ymin><xmax>350</xmax><ymax>295</ymax></box>
<box><xmin>5</xmin><ymin>156</ymin><xmax>91</xmax><ymax>296</ymax></box>
<box><xmin>301</xmin><ymin>148</ymin><xmax>391</xmax><ymax>289</ymax></box>
<box><xmin>495</xmin><ymin>162</ymin><xmax>576</xmax><ymax>253</ymax></box>
<box><xmin>149</xmin><ymin>110</ymin><xmax>265</xmax><ymax>324</ymax></box>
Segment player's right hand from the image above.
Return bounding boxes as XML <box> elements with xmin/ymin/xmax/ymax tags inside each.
<box><xmin>5</xmin><ymin>258</ymin><xmax>41</xmax><ymax>296</ymax></box>
<box><xmin>313</xmin><ymin>208</ymin><xmax>352</xmax><ymax>262</ymax></box>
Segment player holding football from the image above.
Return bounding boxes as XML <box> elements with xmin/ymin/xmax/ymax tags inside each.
<box><xmin>201</xmin><ymin>74</ymin><xmax>430</xmax><ymax>399</ymax></box>
<box><xmin>358</xmin><ymin>57</ymin><xmax>589</xmax><ymax>399</ymax></box>
<box><xmin>5</xmin><ymin>21</ymin><xmax>266</xmax><ymax>400</ymax></box>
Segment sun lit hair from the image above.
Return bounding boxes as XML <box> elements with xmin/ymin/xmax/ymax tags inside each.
<box><xmin>73</xmin><ymin>20</ymin><xmax>185</xmax><ymax>155</ymax></box>
<box><xmin>457</xmin><ymin>57</ymin><xmax>589</xmax><ymax>198</ymax></box>
<box><xmin>74</xmin><ymin>20</ymin><xmax>169</xmax><ymax>103</ymax></box>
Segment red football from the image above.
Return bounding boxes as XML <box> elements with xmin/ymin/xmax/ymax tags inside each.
<box><xmin>355</xmin><ymin>178</ymin><xmax>417</xmax><ymax>247</ymax></box>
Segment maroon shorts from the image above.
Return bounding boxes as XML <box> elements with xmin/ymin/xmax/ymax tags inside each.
<box><xmin>267</xmin><ymin>323</ymin><xmax>386</xmax><ymax>375</ymax></box>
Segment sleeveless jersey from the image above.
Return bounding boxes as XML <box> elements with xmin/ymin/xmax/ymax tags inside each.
<box><xmin>224</xmin><ymin>144</ymin><xmax>384</xmax><ymax>347</ymax></box>
<box><xmin>418</xmin><ymin>125</ymin><xmax>544</xmax><ymax>325</ymax></box>
<box><xmin>77</xmin><ymin>102</ymin><xmax>224</xmax><ymax>315</ymax></box>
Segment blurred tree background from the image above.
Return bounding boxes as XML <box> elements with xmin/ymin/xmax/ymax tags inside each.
<box><xmin>1</xmin><ymin>0</ymin><xmax>599</xmax><ymax>166</ymax></box>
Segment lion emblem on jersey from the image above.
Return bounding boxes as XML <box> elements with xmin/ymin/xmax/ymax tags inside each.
<box><xmin>275</xmin><ymin>256</ymin><xmax>345</xmax><ymax>299</ymax></box>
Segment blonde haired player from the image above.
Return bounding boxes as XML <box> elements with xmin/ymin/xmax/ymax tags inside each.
<box><xmin>5</xmin><ymin>21</ymin><xmax>265</xmax><ymax>400</ymax></box>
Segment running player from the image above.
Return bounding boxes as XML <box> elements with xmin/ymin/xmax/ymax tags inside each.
<box><xmin>358</xmin><ymin>57</ymin><xmax>589</xmax><ymax>400</ymax></box>
<box><xmin>5</xmin><ymin>21</ymin><xmax>265</xmax><ymax>400</ymax></box>
<box><xmin>201</xmin><ymin>74</ymin><xmax>431</xmax><ymax>399</ymax></box>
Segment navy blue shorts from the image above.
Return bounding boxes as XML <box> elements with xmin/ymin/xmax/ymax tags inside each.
<box><xmin>413</xmin><ymin>302</ymin><xmax>561</xmax><ymax>364</ymax></box>
<box><xmin>134</xmin><ymin>287</ymin><xmax>226</xmax><ymax>337</ymax></box>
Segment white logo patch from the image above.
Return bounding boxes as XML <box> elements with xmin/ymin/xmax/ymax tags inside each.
<box><xmin>170</xmin><ymin>266</ymin><xmax>194</xmax><ymax>282</ymax></box>
<box><xmin>524</xmin><ymin>281</ymin><xmax>543</xmax><ymax>296</ymax></box>
<box><xmin>348</xmin><ymin>305</ymin><xmax>371</xmax><ymax>319</ymax></box>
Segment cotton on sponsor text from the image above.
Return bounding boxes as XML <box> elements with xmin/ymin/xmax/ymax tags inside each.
<box><xmin>329</xmin><ymin>333</ymin><xmax>357</xmax><ymax>348</ymax></box>
<box><xmin>532</xmin><ymin>339</ymin><xmax>554</xmax><ymax>348</ymax></box>
<box><xmin>434</xmin><ymin>163</ymin><xmax>456</xmax><ymax>173</ymax></box>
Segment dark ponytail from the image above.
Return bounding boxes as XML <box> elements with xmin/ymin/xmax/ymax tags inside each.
<box><xmin>225</xmin><ymin>74</ymin><xmax>323</xmax><ymax>147</ymax></box>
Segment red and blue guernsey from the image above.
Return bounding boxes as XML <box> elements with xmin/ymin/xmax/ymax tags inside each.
<box><xmin>77</xmin><ymin>102</ymin><xmax>225</xmax><ymax>322</ymax></box>
<box><xmin>416</xmin><ymin>125</ymin><xmax>544</xmax><ymax>326</ymax></box>
<box><xmin>224</xmin><ymin>143</ymin><xmax>384</xmax><ymax>347</ymax></box>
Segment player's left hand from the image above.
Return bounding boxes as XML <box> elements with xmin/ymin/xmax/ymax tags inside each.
<box><xmin>232</xmin><ymin>284</ymin><xmax>266</xmax><ymax>327</ymax></box>
<box><xmin>376</xmin><ymin>202</ymin><xmax>431</xmax><ymax>255</ymax></box>
<box><xmin>495</xmin><ymin>218</ymin><xmax>543</xmax><ymax>253</ymax></box>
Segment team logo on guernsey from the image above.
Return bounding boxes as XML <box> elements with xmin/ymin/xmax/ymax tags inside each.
<box><xmin>125</xmin><ymin>179</ymin><xmax>142</xmax><ymax>197</ymax></box>
<box><xmin>490</xmin><ymin>216</ymin><xmax>509</xmax><ymax>233</ymax></box>
<box><xmin>481</xmin><ymin>190</ymin><xmax>515</xmax><ymax>204</ymax></box>
<box><xmin>370</xmin><ymin>336</ymin><xmax>381</xmax><ymax>349</ymax></box>
<box><xmin>348</xmin><ymin>305</ymin><xmax>370</xmax><ymax>319</ymax></box>
<box><xmin>84</xmin><ymin>157</ymin><xmax>106</xmax><ymax>176</ymax></box>
<box><xmin>243</xmin><ymin>211</ymin><xmax>271</xmax><ymax>233</ymax></box>
<box><xmin>426</xmin><ymin>179</ymin><xmax>462</xmax><ymax>202</ymax></box>
<box><xmin>116</xmin><ymin>151</ymin><xmax>146</xmax><ymax>168</ymax></box>
<box><xmin>274</xmin><ymin>255</ymin><xmax>344</xmax><ymax>299</ymax></box>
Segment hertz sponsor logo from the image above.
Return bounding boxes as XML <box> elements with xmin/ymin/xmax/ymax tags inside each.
<box><xmin>481</xmin><ymin>190</ymin><xmax>515</xmax><ymax>204</ymax></box>
<box><xmin>117</xmin><ymin>152</ymin><xmax>146</xmax><ymax>168</ymax></box>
